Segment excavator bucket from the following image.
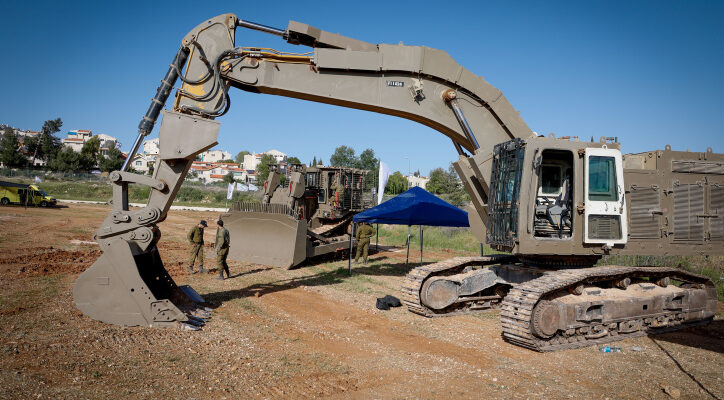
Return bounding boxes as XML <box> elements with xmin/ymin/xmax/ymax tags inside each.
<box><xmin>74</xmin><ymin>239</ymin><xmax>211</xmax><ymax>330</ymax></box>
<box><xmin>222</xmin><ymin>210</ymin><xmax>308</xmax><ymax>269</ymax></box>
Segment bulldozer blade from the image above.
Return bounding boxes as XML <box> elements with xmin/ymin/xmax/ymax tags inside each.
<box><xmin>73</xmin><ymin>238</ymin><xmax>207</xmax><ymax>328</ymax></box>
<box><xmin>223</xmin><ymin>211</ymin><xmax>307</xmax><ymax>269</ymax></box>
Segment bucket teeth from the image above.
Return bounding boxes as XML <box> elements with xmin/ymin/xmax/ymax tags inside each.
<box><xmin>180</xmin><ymin>306</ymin><xmax>212</xmax><ymax>321</ymax></box>
<box><xmin>179</xmin><ymin>322</ymin><xmax>201</xmax><ymax>331</ymax></box>
<box><xmin>186</xmin><ymin>315</ymin><xmax>206</xmax><ymax>327</ymax></box>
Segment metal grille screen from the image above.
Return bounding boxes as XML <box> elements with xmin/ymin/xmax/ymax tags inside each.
<box><xmin>710</xmin><ymin>186</ymin><xmax>724</xmax><ymax>240</ymax></box>
<box><xmin>487</xmin><ymin>139</ymin><xmax>525</xmax><ymax>250</ymax></box>
<box><xmin>629</xmin><ymin>187</ymin><xmax>660</xmax><ymax>239</ymax></box>
<box><xmin>674</xmin><ymin>184</ymin><xmax>704</xmax><ymax>241</ymax></box>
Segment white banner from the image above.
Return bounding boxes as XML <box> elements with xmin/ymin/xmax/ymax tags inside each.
<box><xmin>377</xmin><ymin>161</ymin><xmax>390</xmax><ymax>204</ymax></box>
<box><xmin>247</xmin><ymin>184</ymin><xmax>259</xmax><ymax>192</ymax></box>
<box><xmin>236</xmin><ymin>184</ymin><xmax>248</xmax><ymax>192</ymax></box>
<box><xmin>227</xmin><ymin>182</ymin><xmax>236</xmax><ymax>200</ymax></box>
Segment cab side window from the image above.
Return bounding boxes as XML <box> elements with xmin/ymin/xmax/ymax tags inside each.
<box><xmin>588</xmin><ymin>156</ymin><xmax>618</xmax><ymax>201</ymax></box>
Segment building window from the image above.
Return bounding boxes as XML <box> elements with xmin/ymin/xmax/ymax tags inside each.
<box><xmin>136</xmin><ymin>161</ymin><xmax>142</xmax><ymax>166</ymax></box>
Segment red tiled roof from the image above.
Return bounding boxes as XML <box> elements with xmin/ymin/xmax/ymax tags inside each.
<box><xmin>63</xmin><ymin>138</ymin><xmax>84</xmax><ymax>142</ymax></box>
<box><xmin>209</xmin><ymin>174</ymin><xmax>226</xmax><ymax>179</ymax></box>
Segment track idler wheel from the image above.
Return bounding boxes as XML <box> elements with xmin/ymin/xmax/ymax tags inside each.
<box><xmin>420</xmin><ymin>277</ymin><xmax>459</xmax><ymax>310</ymax></box>
<box><xmin>531</xmin><ymin>300</ymin><xmax>561</xmax><ymax>339</ymax></box>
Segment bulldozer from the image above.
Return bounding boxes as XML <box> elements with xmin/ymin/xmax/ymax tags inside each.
<box><xmin>73</xmin><ymin>13</ymin><xmax>721</xmax><ymax>351</ymax></box>
<box><xmin>221</xmin><ymin>163</ymin><xmax>371</xmax><ymax>268</ymax></box>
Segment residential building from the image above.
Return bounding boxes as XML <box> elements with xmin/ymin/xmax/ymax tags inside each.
<box><xmin>189</xmin><ymin>160</ymin><xmax>248</xmax><ymax>183</ymax></box>
<box><xmin>61</xmin><ymin>129</ymin><xmax>119</xmax><ymax>156</ymax></box>
<box><xmin>143</xmin><ymin>138</ymin><xmax>160</xmax><ymax>157</ymax></box>
<box><xmin>406</xmin><ymin>174</ymin><xmax>430</xmax><ymax>189</ymax></box>
<box><xmin>199</xmin><ymin>149</ymin><xmax>232</xmax><ymax>163</ymax></box>
<box><xmin>242</xmin><ymin>149</ymin><xmax>287</xmax><ymax>170</ymax></box>
<box><xmin>242</xmin><ymin>153</ymin><xmax>262</xmax><ymax>171</ymax></box>
<box><xmin>12</xmin><ymin>130</ymin><xmax>45</xmax><ymax>166</ymax></box>
<box><xmin>61</xmin><ymin>130</ymin><xmax>91</xmax><ymax>152</ymax></box>
<box><xmin>96</xmin><ymin>134</ymin><xmax>119</xmax><ymax>157</ymax></box>
<box><xmin>130</xmin><ymin>153</ymin><xmax>154</xmax><ymax>174</ymax></box>
<box><xmin>265</xmin><ymin>149</ymin><xmax>287</xmax><ymax>163</ymax></box>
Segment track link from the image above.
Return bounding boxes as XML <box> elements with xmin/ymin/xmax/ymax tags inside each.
<box><xmin>500</xmin><ymin>265</ymin><xmax>716</xmax><ymax>352</ymax></box>
<box><xmin>401</xmin><ymin>255</ymin><xmax>516</xmax><ymax>317</ymax></box>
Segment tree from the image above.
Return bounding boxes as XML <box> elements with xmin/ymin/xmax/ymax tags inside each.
<box><xmin>255</xmin><ymin>153</ymin><xmax>277</xmax><ymax>182</ymax></box>
<box><xmin>48</xmin><ymin>147</ymin><xmax>82</xmax><ymax>172</ymax></box>
<box><xmin>80</xmin><ymin>136</ymin><xmax>101</xmax><ymax>170</ymax></box>
<box><xmin>356</xmin><ymin>148</ymin><xmax>378</xmax><ymax>170</ymax></box>
<box><xmin>329</xmin><ymin>145</ymin><xmax>357</xmax><ymax>167</ymax></box>
<box><xmin>223</xmin><ymin>172</ymin><xmax>235</xmax><ymax>184</ymax></box>
<box><xmin>287</xmin><ymin>156</ymin><xmax>301</xmax><ymax>165</ymax></box>
<box><xmin>426</xmin><ymin>166</ymin><xmax>458</xmax><ymax>194</ymax></box>
<box><xmin>385</xmin><ymin>171</ymin><xmax>408</xmax><ymax>195</ymax></box>
<box><xmin>354</xmin><ymin>148</ymin><xmax>378</xmax><ymax>187</ymax></box>
<box><xmin>32</xmin><ymin>118</ymin><xmax>62</xmax><ymax>165</ymax></box>
<box><xmin>312</xmin><ymin>156</ymin><xmax>317</xmax><ymax>166</ymax></box>
<box><xmin>0</xmin><ymin>127</ymin><xmax>27</xmax><ymax>167</ymax></box>
<box><xmin>219</xmin><ymin>159</ymin><xmax>236</xmax><ymax>163</ymax></box>
<box><xmin>235</xmin><ymin>150</ymin><xmax>251</xmax><ymax>164</ymax></box>
<box><xmin>99</xmin><ymin>146</ymin><xmax>124</xmax><ymax>172</ymax></box>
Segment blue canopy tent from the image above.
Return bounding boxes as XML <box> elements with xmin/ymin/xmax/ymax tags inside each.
<box><xmin>348</xmin><ymin>186</ymin><xmax>470</xmax><ymax>271</ymax></box>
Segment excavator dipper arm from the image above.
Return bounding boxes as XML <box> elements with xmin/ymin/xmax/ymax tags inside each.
<box><xmin>74</xmin><ymin>13</ymin><xmax>534</xmax><ymax>329</ymax></box>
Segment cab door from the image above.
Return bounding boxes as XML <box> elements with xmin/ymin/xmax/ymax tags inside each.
<box><xmin>584</xmin><ymin>147</ymin><xmax>628</xmax><ymax>245</ymax></box>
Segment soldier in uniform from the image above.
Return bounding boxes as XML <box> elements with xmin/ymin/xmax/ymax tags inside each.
<box><xmin>354</xmin><ymin>222</ymin><xmax>375</xmax><ymax>264</ymax></box>
<box><xmin>329</xmin><ymin>175</ymin><xmax>344</xmax><ymax>207</ymax></box>
<box><xmin>214</xmin><ymin>219</ymin><xmax>231</xmax><ymax>280</ymax></box>
<box><xmin>187</xmin><ymin>220</ymin><xmax>207</xmax><ymax>274</ymax></box>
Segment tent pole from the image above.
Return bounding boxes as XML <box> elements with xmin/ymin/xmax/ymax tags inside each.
<box><xmin>480</xmin><ymin>242</ymin><xmax>484</xmax><ymax>257</ymax></box>
<box><xmin>349</xmin><ymin>222</ymin><xmax>355</xmax><ymax>273</ymax></box>
<box><xmin>406</xmin><ymin>225</ymin><xmax>411</xmax><ymax>266</ymax></box>
<box><xmin>420</xmin><ymin>226</ymin><xmax>423</xmax><ymax>266</ymax></box>
<box><xmin>376</xmin><ymin>224</ymin><xmax>378</xmax><ymax>252</ymax></box>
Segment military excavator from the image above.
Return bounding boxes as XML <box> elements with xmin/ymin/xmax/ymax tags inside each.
<box><xmin>73</xmin><ymin>13</ymin><xmax>721</xmax><ymax>351</ymax></box>
<box><xmin>221</xmin><ymin>163</ymin><xmax>371</xmax><ymax>268</ymax></box>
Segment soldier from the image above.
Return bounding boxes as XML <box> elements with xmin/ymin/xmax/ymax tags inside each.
<box><xmin>329</xmin><ymin>175</ymin><xmax>344</xmax><ymax>207</ymax></box>
<box><xmin>187</xmin><ymin>220</ymin><xmax>207</xmax><ymax>274</ymax></box>
<box><xmin>214</xmin><ymin>219</ymin><xmax>231</xmax><ymax>280</ymax></box>
<box><xmin>354</xmin><ymin>222</ymin><xmax>375</xmax><ymax>264</ymax></box>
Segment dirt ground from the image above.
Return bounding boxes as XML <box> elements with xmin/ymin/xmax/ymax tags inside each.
<box><xmin>0</xmin><ymin>203</ymin><xmax>722</xmax><ymax>399</ymax></box>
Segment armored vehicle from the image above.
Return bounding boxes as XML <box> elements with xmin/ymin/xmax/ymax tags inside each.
<box><xmin>221</xmin><ymin>164</ymin><xmax>371</xmax><ymax>268</ymax></box>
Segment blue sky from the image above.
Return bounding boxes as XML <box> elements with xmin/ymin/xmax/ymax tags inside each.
<box><xmin>1</xmin><ymin>0</ymin><xmax>722</xmax><ymax>175</ymax></box>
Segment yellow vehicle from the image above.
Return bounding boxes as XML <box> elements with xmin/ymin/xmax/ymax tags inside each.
<box><xmin>0</xmin><ymin>180</ymin><xmax>57</xmax><ymax>207</ymax></box>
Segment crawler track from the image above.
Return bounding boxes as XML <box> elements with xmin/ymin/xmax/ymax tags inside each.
<box><xmin>400</xmin><ymin>255</ymin><xmax>516</xmax><ymax>317</ymax></box>
<box><xmin>500</xmin><ymin>265</ymin><xmax>716</xmax><ymax>352</ymax></box>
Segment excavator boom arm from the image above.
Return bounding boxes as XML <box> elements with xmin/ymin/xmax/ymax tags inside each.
<box><xmin>154</xmin><ymin>13</ymin><xmax>535</xmax><ymax>235</ymax></box>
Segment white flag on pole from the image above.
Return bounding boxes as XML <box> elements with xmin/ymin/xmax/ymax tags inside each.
<box><xmin>247</xmin><ymin>184</ymin><xmax>259</xmax><ymax>192</ymax></box>
<box><xmin>236</xmin><ymin>184</ymin><xmax>248</xmax><ymax>192</ymax></box>
<box><xmin>377</xmin><ymin>161</ymin><xmax>390</xmax><ymax>204</ymax></box>
<box><xmin>227</xmin><ymin>182</ymin><xmax>236</xmax><ymax>200</ymax></box>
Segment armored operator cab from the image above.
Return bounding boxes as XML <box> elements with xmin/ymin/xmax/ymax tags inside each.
<box><xmin>221</xmin><ymin>163</ymin><xmax>372</xmax><ymax>268</ymax></box>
